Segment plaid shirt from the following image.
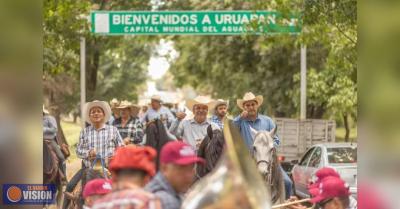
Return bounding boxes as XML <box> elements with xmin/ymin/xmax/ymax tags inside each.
<box><xmin>145</xmin><ymin>172</ymin><xmax>182</xmax><ymax>209</ymax></box>
<box><xmin>112</xmin><ymin>117</ymin><xmax>144</xmax><ymax>144</ymax></box>
<box><xmin>76</xmin><ymin>124</ymin><xmax>124</xmax><ymax>167</ymax></box>
<box><xmin>92</xmin><ymin>186</ymin><xmax>161</xmax><ymax>209</ymax></box>
<box><xmin>210</xmin><ymin>115</ymin><xmax>224</xmax><ymax>129</ymax></box>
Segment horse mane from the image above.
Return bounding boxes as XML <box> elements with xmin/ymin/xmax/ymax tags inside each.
<box><xmin>196</xmin><ymin>126</ymin><xmax>225</xmax><ymax>178</ymax></box>
<box><xmin>270</xmin><ymin>147</ymin><xmax>284</xmax><ymax>203</ymax></box>
<box><xmin>145</xmin><ymin>119</ymin><xmax>173</xmax><ymax>170</ymax></box>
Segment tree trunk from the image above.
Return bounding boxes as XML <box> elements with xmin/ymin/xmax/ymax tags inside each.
<box><xmin>49</xmin><ymin>90</ymin><xmax>67</xmax><ymax>145</ymax></box>
<box><xmin>86</xmin><ymin>38</ymin><xmax>100</xmax><ymax>101</ymax></box>
<box><xmin>54</xmin><ymin>111</ymin><xmax>68</xmax><ymax>146</ymax></box>
<box><xmin>343</xmin><ymin>113</ymin><xmax>350</xmax><ymax>142</ymax></box>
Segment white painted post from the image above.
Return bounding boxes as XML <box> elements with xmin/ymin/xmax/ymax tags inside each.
<box><xmin>80</xmin><ymin>37</ymin><xmax>86</xmax><ymax>128</ymax></box>
<box><xmin>300</xmin><ymin>45</ymin><xmax>307</xmax><ymax>120</ymax></box>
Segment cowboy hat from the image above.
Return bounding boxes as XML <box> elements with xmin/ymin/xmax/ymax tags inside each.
<box><xmin>84</xmin><ymin>100</ymin><xmax>111</xmax><ymax>124</ymax></box>
<box><xmin>109</xmin><ymin>98</ymin><xmax>120</xmax><ymax>109</ymax></box>
<box><xmin>150</xmin><ymin>95</ymin><xmax>162</xmax><ymax>102</ymax></box>
<box><xmin>116</xmin><ymin>100</ymin><xmax>134</xmax><ymax>109</ymax></box>
<box><xmin>43</xmin><ymin>105</ymin><xmax>49</xmax><ymax>114</ymax></box>
<box><xmin>210</xmin><ymin>99</ymin><xmax>229</xmax><ymax>114</ymax></box>
<box><xmin>116</xmin><ymin>101</ymin><xmax>141</xmax><ymax>114</ymax></box>
<box><xmin>237</xmin><ymin>92</ymin><xmax>263</xmax><ymax>110</ymax></box>
<box><xmin>186</xmin><ymin>96</ymin><xmax>214</xmax><ymax>111</ymax></box>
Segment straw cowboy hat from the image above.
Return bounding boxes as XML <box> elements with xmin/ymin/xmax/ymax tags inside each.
<box><xmin>186</xmin><ymin>96</ymin><xmax>214</xmax><ymax>111</ymax></box>
<box><xmin>84</xmin><ymin>100</ymin><xmax>111</xmax><ymax>124</ymax></box>
<box><xmin>237</xmin><ymin>92</ymin><xmax>263</xmax><ymax>110</ymax></box>
<box><xmin>43</xmin><ymin>105</ymin><xmax>49</xmax><ymax>114</ymax></box>
<box><xmin>210</xmin><ymin>99</ymin><xmax>229</xmax><ymax>114</ymax></box>
<box><xmin>109</xmin><ymin>98</ymin><xmax>120</xmax><ymax>109</ymax></box>
<box><xmin>150</xmin><ymin>95</ymin><xmax>162</xmax><ymax>102</ymax></box>
<box><xmin>116</xmin><ymin>100</ymin><xmax>140</xmax><ymax>110</ymax></box>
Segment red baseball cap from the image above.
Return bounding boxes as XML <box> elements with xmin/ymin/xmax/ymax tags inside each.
<box><xmin>311</xmin><ymin>176</ymin><xmax>350</xmax><ymax>203</ymax></box>
<box><xmin>308</xmin><ymin>167</ymin><xmax>340</xmax><ymax>191</ymax></box>
<box><xmin>309</xmin><ymin>186</ymin><xmax>320</xmax><ymax>197</ymax></box>
<box><xmin>160</xmin><ymin>141</ymin><xmax>205</xmax><ymax>165</ymax></box>
<box><xmin>109</xmin><ymin>146</ymin><xmax>157</xmax><ymax>177</ymax></box>
<box><xmin>82</xmin><ymin>178</ymin><xmax>112</xmax><ymax>199</ymax></box>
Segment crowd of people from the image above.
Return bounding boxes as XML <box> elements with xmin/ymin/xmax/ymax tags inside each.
<box><xmin>43</xmin><ymin>92</ymin><xmax>356</xmax><ymax>209</ymax></box>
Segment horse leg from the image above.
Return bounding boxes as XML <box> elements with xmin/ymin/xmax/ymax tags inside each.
<box><xmin>63</xmin><ymin>168</ymin><xmax>84</xmax><ymax>209</ymax></box>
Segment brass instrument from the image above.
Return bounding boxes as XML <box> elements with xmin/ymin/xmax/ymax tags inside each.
<box><xmin>181</xmin><ymin>119</ymin><xmax>272</xmax><ymax>209</ymax></box>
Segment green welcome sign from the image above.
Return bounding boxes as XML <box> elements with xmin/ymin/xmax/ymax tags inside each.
<box><xmin>91</xmin><ymin>11</ymin><xmax>301</xmax><ymax>35</ymax></box>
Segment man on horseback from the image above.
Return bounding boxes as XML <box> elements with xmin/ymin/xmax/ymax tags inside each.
<box><xmin>92</xmin><ymin>146</ymin><xmax>162</xmax><ymax>209</ymax></box>
<box><xmin>64</xmin><ymin>100</ymin><xmax>124</xmax><ymax>207</ymax></box>
<box><xmin>43</xmin><ymin>105</ymin><xmax>67</xmax><ymax>183</ymax></box>
<box><xmin>108</xmin><ymin>98</ymin><xmax>120</xmax><ymax>125</ymax></box>
<box><xmin>169</xmin><ymin>96</ymin><xmax>220</xmax><ymax>150</ymax></box>
<box><xmin>210</xmin><ymin>99</ymin><xmax>229</xmax><ymax>129</ymax></box>
<box><xmin>146</xmin><ymin>141</ymin><xmax>205</xmax><ymax>209</ymax></box>
<box><xmin>233</xmin><ymin>92</ymin><xmax>293</xmax><ymax>199</ymax></box>
<box><xmin>141</xmin><ymin>95</ymin><xmax>175</xmax><ymax>128</ymax></box>
<box><xmin>112</xmin><ymin>100</ymin><xmax>144</xmax><ymax>145</ymax></box>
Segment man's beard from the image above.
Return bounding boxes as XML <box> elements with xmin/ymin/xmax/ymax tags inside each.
<box><xmin>195</xmin><ymin>113</ymin><xmax>207</xmax><ymax>122</ymax></box>
<box><xmin>217</xmin><ymin>112</ymin><xmax>226</xmax><ymax>118</ymax></box>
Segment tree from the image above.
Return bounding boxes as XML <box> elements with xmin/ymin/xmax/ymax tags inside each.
<box><xmin>44</xmin><ymin>0</ymin><xmax>156</xmax><ymax>116</ymax></box>
<box><xmin>165</xmin><ymin>0</ymin><xmax>356</xmax><ymax>140</ymax></box>
<box><xmin>165</xmin><ymin>0</ymin><xmax>328</xmax><ymax>117</ymax></box>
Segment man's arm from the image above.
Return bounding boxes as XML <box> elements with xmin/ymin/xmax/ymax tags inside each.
<box><xmin>232</xmin><ymin>115</ymin><xmax>242</xmax><ymax>127</ymax></box>
<box><xmin>165</xmin><ymin>108</ymin><xmax>176</xmax><ymax>123</ymax></box>
<box><xmin>76</xmin><ymin>130</ymin><xmax>89</xmax><ymax>159</ymax></box>
<box><xmin>168</xmin><ymin>119</ymin><xmax>184</xmax><ymax>139</ymax></box>
<box><xmin>114</xmin><ymin>127</ymin><xmax>125</xmax><ymax>147</ymax></box>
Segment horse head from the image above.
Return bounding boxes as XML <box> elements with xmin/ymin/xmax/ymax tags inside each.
<box><xmin>196</xmin><ymin>126</ymin><xmax>225</xmax><ymax>178</ymax></box>
<box><xmin>251</xmin><ymin>127</ymin><xmax>277</xmax><ymax>177</ymax></box>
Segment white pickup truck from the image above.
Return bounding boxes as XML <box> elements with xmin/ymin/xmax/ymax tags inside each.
<box><xmin>274</xmin><ymin>118</ymin><xmax>336</xmax><ymax>171</ymax></box>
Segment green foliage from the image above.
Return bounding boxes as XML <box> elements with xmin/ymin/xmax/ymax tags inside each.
<box><xmin>44</xmin><ymin>0</ymin><xmax>155</xmax><ymax>113</ymax></box>
<box><xmin>43</xmin><ymin>0</ymin><xmax>89</xmax><ymax>76</ymax></box>
<box><xmin>166</xmin><ymin>0</ymin><xmax>356</xmax><ymax>122</ymax></box>
<box><xmin>95</xmin><ymin>36</ymin><xmax>153</xmax><ymax>102</ymax></box>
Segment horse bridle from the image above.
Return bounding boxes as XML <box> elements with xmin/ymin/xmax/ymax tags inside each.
<box><xmin>256</xmin><ymin>147</ymin><xmax>282</xmax><ymax>203</ymax></box>
<box><xmin>256</xmin><ymin>147</ymin><xmax>277</xmax><ymax>185</ymax></box>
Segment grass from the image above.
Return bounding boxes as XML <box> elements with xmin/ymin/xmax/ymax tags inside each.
<box><xmin>61</xmin><ymin>120</ymin><xmax>81</xmax><ymax>160</ymax></box>
<box><xmin>335</xmin><ymin>126</ymin><xmax>357</xmax><ymax>142</ymax></box>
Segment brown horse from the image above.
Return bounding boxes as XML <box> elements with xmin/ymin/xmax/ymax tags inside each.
<box><xmin>62</xmin><ymin>158</ymin><xmax>111</xmax><ymax>209</ymax></box>
<box><xmin>43</xmin><ymin>139</ymin><xmax>64</xmax><ymax>207</ymax></box>
<box><xmin>145</xmin><ymin>119</ymin><xmax>175</xmax><ymax>170</ymax></box>
<box><xmin>196</xmin><ymin>125</ymin><xmax>225</xmax><ymax>178</ymax></box>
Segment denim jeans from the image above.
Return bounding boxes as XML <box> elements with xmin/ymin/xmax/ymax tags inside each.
<box><xmin>280</xmin><ymin>165</ymin><xmax>293</xmax><ymax>199</ymax></box>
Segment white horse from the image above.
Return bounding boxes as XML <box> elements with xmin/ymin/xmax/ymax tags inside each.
<box><xmin>251</xmin><ymin>127</ymin><xmax>285</xmax><ymax>205</ymax></box>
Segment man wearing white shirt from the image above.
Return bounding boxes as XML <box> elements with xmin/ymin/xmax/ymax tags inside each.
<box><xmin>141</xmin><ymin>95</ymin><xmax>175</xmax><ymax>128</ymax></box>
<box><xmin>169</xmin><ymin>96</ymin><xmax>220</xmax><ymax>150</ymax></box>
